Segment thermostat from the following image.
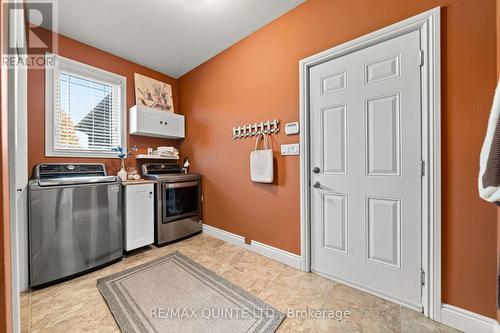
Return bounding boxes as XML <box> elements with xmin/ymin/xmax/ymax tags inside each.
<box><xmin>285</xmin><ymin>122</ymin><xmax>299</xmax><ymax>135</ymax></box>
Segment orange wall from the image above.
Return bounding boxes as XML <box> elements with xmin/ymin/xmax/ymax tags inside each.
<box><xmin>179</xmin><ymin>0</ymin><xmax>498</xmax><ymax>319</ymax></box>
<box><xmin>28</xmin><ymin>29</ymin><xmax>181</xmax><ymax>176</ymax></box>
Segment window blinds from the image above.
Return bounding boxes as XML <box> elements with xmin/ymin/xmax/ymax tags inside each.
<box><xmin>52</xmin><ymin>70</ymin><xmax>122</xmax><ymax>152</ymax></box>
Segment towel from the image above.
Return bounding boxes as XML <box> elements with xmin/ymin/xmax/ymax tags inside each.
<box><xmin>156</xmin><ymin>146</ymin><xmax>177</xmax><ymax>154</ymax></box>
<box><xmin>153</xmin><ymin>146</ymin><xmax>179</xmax><ymax>158</ymax></box>
<box><xmin>479</xmin><ymin>80</ymin><xmax>500</xmax><ymax>203</ymax></box>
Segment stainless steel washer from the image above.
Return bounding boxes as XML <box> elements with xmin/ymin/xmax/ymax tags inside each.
<box><xmin>28</xmin><ymin>163</ymin><xmax>123</xmax><ymax>287</ymax></box>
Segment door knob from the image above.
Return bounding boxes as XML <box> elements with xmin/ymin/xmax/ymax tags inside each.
<box><xmin>312</xmin><ymin>181</ymin><xmax>323</xmax><ymax>189</ymax></box>
<box><xmin>312</xmin><ymin>167</ymin><xmax>320</xmax><ymax>174</ymax></box>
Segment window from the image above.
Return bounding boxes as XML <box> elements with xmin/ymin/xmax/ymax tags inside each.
<box><xmin>45</xmin><ymin>54</ymin><xmax>126</xmax><ymax>157</ymax></box>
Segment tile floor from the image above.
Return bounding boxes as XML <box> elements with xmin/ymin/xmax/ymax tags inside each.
<box><xmin>20</xmin><ymin>234</ymin><xmax>460</xmax><ymax>332</ymax></box>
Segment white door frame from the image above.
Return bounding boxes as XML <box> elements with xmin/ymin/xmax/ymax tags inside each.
<box><xmin>7</xmin><ymin>0</ymin><xmax>29</xmax><ymax>331</ymax></box>
<box><xmin>299</xmin><ymin>7</ymin><xmax>441</xmax><ymax>320</ymax></box>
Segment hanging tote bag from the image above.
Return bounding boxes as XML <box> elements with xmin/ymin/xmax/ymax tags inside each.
<box><xmin>250</xmin><ymin>133</ymin><xmax>274</xmax><ymax>183</ymax></box>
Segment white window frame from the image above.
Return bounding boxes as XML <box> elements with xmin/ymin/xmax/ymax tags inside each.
<box><xmin>45</xmin><ymin>53</ymin><xmax>127</xmax><ymax>158</ymax></box>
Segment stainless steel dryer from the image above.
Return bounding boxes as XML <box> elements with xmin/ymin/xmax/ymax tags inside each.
<box><xmin>142</xmin><ymin>163</ymin><xmax>202</xmax><ymax>245</ymax></box>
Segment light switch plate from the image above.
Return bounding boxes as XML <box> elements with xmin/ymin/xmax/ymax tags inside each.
<box><xmin>281</xmin><ymin>143</ymin><xmax>299</xmax><ymax>156</ymax></box>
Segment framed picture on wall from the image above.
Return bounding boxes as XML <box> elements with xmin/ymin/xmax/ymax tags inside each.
<box><xmin>134</xmin><ymin>73</ymin><xmax>174</xmax><ymax>112</ymax></box>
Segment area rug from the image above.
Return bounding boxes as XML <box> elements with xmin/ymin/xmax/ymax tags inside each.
<box><xmin>97</xmin><ymin>251</ymin><xmax>285</xmax><ymax>333</ymax></box>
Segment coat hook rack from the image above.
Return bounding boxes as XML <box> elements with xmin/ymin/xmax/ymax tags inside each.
<box><xmin>232</xmin><ymin>119</ymin><xmax>280</xmax><ymax>139</ymax></box>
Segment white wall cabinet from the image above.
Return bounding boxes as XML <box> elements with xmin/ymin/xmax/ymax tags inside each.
<box><xmin>129</xmin><ymin>105</ymin><xmax>185</xmax><ymax>139</ymax></box>
<box><xmin>124</xmin><ymin>183</ymin><xmax>154</xmax><ymax>251</ymax></box>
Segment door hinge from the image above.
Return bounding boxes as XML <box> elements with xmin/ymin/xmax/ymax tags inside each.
<box><xmin>421</xmin><ymin>269</ymin><xmax>426</xmax><ymax>286</ymax></box>
<box><xmin>419</xmin><ymin>50</ymin><xmax>424</xmax><ymax>66</ymax></box>
<box><xmin>420</xmin><ymin>160</ymin><xmax>425</xmax><ymax>176</ymax></box>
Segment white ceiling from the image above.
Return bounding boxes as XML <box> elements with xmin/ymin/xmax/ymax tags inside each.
<box><xmin>33</xmin><ymin>0</ymin><xmax>304</xmax><ymax>78</ymax></box>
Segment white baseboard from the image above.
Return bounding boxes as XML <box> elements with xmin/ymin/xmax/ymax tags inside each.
<box><xmin>202</xmin><ymin>224</ymin><xmax>246</xmax><ymax>246</ymax></box>
<box><xmin>202</xmin><ymin>224</ymin><xmax>301</xmax><ymax>270</ymax></box>
<box><xmin>441</xmin><ymin>304</ymin><xmax>499</xmax><ymax>333</ymax></box>
<box><xmin>250</xmin><ymin>240</ymin><xmax>301</xmax><ymax>270</ymax></box>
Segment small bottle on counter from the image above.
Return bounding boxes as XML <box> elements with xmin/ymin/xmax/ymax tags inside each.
<box><xmin>183</xmin><ymin>157</ymin><xmax>190</xmax><ymax>174</ymax></box>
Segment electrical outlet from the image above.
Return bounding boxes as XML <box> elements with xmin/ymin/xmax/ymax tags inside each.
<box><xmin>281</xmin><ymin>143</ymin><xmax>299</xmax><ymax>156</ymax></box>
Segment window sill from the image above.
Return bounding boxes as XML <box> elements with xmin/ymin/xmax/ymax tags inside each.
<box><xmin>45</xmin><ymin>151</ymin><xmax>122</xmax><ymax>159</ymax></box>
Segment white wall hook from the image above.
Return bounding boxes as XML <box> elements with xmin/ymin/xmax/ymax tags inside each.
<box><xmin>232</xmin><ymin>119</ymin><xmax>280</xmax><ymax>139</ymax></box>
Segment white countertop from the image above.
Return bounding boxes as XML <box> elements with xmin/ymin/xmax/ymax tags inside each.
<box><xmin>121</xmin><ymin>179</ymin><xmax>156</xmax><ymax>186</ymax></box>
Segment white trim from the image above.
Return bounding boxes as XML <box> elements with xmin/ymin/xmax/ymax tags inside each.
<box><xmin>441</xmin><ymin>304</ymin><xmax>500</xmax><ymax>333</ymax></box>
<box><xmin>250</xmin><ymin>240</ymin><xmax>301</xmax><ymax>270</ymax></box>
<box><xmin>202</xmin><ymin>225</ymin><xmax>302</xmax><ymax>269</ymax></box>
<box><xmin>299</xmin><ymin>7</ymin><xmax>441</xmax><ymax>319</ymax></box>
<box><xmin>45</xmin><ymin>53</ymin><xmax>127</xmax><ymax>158</ymax></box>
<box><xmin>202</xmin><ymin>224</ymin><xmax>246</xmax><ymax>246</ymax></box>
<box><xmin>8</xmin><ymin>1</ymin><xmax>28</xmax><ymax>331</ymax></box>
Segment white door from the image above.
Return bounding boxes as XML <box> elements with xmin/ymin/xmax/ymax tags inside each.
<box><xmin>310</xmin><ymin>30</ymin><xmax>422</xmax><ymax>308</ymax></box>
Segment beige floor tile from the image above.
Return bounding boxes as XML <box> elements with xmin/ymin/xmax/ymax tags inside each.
<box><xmin>311</xmin><ymin>283</ymin><xmax>401</xmax><ymax>333</ymax></box>
<box><xmin>20</xmin><ymin>234</ymin><xmax>462</xmax><ymax>333</ymax></box>
<box><xmin>400</xmin><ymin>306</ymin><xmax>461</xmax><ymax>333</ymax></box>
<box><xmin>212</xmin><ymin>246</ymin><xmax>288</xmax><ymax>294</ymax></box>
<box><xmin>20</xmin><ymin>292</ymin><xmax>30</xmax><ymax>333</ymax></box>
<box><xmin>257</xmin><ymin>266</ymin><xmax>335</xmax><ymax>311</ymax></box>
<box><xmin>277</xmin><ymin>317</ymin><xmax>317</xmax><ymax>332</ymax></box>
